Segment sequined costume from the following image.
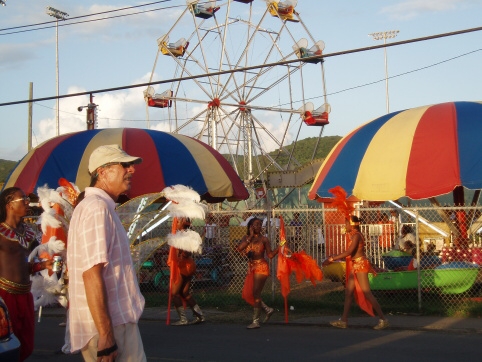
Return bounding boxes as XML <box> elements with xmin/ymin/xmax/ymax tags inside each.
<box><xmin>242</xmin><ymin>241</ymin><xmax>270</xmax><ymax>305</ymax></box>
<box><xmin>345</xmin><ymin>231</ymin><xmax>377</xmax><ymax>317</ymax></box>
<box><xmin>248</xmin><ymin>258</ymin><xmax>269</xmax><ymax>276</ymax></box>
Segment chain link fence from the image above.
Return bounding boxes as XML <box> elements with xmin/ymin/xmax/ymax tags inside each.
<box><xmin>130</xmin><ymin>204</ymin><xmax>482</xmax><ymax>317</ymax></box>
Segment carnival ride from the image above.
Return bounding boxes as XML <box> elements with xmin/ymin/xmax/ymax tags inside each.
<box><xmin>144</xmin><ymin>0</ymin><xmax>330</xmax><ymax>206</ymax></box>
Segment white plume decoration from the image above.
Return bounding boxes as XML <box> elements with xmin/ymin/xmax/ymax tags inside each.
<box><xmin>31</xmin><ymin>271</ymin><xmax>66</xmax><ymax>308</ymax></box>
<box><xmin>162</xmin><ymin>185</ymin><xmax>207</xmax><ymax>220</ymax></box>
<box><xmin>168</xmin><ymin>200</ymin><xmax>207</xmax><ymax>219</ymax></box>
<box><xmin>167</xmin><ymin>229</ymin><xmax>203</xmax><ymax>254</ymax></box>
<box><xmin>163</xmin><ymin>184</ymin><xmax>201</xmax><ymax>203</ymax></box>
<box><xmin>37</xmin><ymin>185</ymin><xmax>62</xmax><ymax>232</ymax></box>
<box><xmin>46</xmin><ymin>236</ymin><xmax>66</xmax><ymax>255</ymax></box>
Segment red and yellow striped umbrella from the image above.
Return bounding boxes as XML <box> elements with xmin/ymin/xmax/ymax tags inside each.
<box><xmin>4</xmin><ymin>128</ymin><xmax>248</xmax><ymax>203</ymax></box>
<box><xmin>309</xmin><ymin>101</ymin><xmax>482</xmax><ymax>201</ymax></box>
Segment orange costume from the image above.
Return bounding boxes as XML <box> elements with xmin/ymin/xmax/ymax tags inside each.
<box><xmin>345</xmin><ymin>230</ymin><xmax>377</xmax><ymax>317</ymax></box>
<box><xmin>242</xmin><ymin>241</ymin><xmax>270</xmax><ymax>306</ymax></box>
<box><xmin>178</xmin><ymin>251</ymin><xmax>196</xmax><ymax>277</ymax></box>
<box><xmin>246</xmin><ymin>242</ymin><xmax>270</xmax><ymax>276</ymax></box>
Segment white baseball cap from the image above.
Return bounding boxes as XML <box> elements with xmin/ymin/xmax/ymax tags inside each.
<box><xmin>88</xmin><ymin>144</ymin><xmax>142</xmax><ymax>174</ymax></box>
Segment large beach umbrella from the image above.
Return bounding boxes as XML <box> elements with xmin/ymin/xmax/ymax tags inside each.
<box><xmin>4</xmin><ymin>128</ymin><xmax>249</xmax><ymax>203</ymax></box>
<box><xmin>309</xmin><ymin>101</ymin><xmax>482</xmax><ymax>202</ymax></box>
<box><xmin>308</xmin><ymin>101</ymin><xmax>482</xmax><ymax>247</ymax></box>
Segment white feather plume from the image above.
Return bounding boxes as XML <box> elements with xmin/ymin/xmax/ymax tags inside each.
<box><xmin>162</xmin><ymin>185</ymin><xmax>207</xmax><ymax>220</ymax></box>
<box><xmin>163</xmin><ymin>184</ymin><xmax>201</xmax><ymax>203</ymax></box>
<box><xmin>46</xmin><ymin>236</ymin><xmax>66</xmax><ymax>255</ymax></box>
<box><xmin>168</xmin><ymin>200</ymin><xmax>207</xmax><ymax>220</ymax></box>
<box><xmin>167</xmin><ymin>229</ymin><xmax>203</xmax><ymax>254</ymax></box>
<box><xmin>31</xmin><ymin>271</ymin><xmax>64</xmax><ymax>308</ymax></box>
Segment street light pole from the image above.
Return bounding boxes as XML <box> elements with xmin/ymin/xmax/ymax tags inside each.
<box><xmin>369</xmin><ymin>30</ymin><xmax>399</xmax><ymax>114</ymax></box>
<box><xmin>46</xmin><ymin>6</ymin><xmax>69</xmax><ymax>136</ymax></box>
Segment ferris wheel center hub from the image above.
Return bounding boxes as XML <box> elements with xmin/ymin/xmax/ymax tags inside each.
<box><xmin>208</xmin><ymin>98</ymin><xmax>221</xmax><ymax>108</ymax></box>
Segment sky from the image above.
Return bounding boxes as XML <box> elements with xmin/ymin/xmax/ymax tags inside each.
<box><xmin>0</xmin><ymin>0</ymin><xmax>481</xmax><ymax>162</ymax></box>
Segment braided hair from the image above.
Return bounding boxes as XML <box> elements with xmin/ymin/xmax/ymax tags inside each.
<box><xmin>0</xmin><ymin>187</ymin><xmax>22</xmax><ymax>222</ymax></box>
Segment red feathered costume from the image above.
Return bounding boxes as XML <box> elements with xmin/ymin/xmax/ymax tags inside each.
<box><xmin>276</xmin><ymin>216</ymin><xmax>323</xmax><ymax>322</ymax></box>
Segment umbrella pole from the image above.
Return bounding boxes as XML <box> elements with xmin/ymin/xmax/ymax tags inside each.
<box><xmin>453</xmin><ymin>186</ymin><xmax>469</xmax><ymax>249</ymax></box>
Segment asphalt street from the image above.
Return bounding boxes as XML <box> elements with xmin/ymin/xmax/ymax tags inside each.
<box><xmin>30</xmin><ymin>312</ymin><xmax>481</xmax><ymax>362</ymax></box>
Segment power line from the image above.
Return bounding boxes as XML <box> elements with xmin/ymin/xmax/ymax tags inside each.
<box><xmin>0</xmin><ymin>0</ymin><xmax>178</xmax><ymax>36</ymax></box>
<box><xmin>0</xmin><ymin>25</ymin><xmax>481</xmax><ymax>108</ymax></box>
<box><xmin>33</xmin><ymin>46</ymin><xmax>478</xmax><ymax>125</ymax></box>
<box><xmin>309</xmin><ymin>48</ymin><xmax>482</xmax><ymax>100</ymax></box>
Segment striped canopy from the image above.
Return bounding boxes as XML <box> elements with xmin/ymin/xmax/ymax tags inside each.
<box><xmin>4</xmin><ymin>128</ymin><xmax>248</xmax><ymax>203</ymax></box>
<box><xmin>309</xmin><ymin>101</ymin><xmax>482</xmax><ymax>201</ymax></box>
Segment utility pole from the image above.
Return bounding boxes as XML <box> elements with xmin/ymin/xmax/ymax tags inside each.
<box><xmin>28</xmin><ymin>83</ymin><xmax>33</xmax><ymax>152</ymax></box>
<box><xmin>78</xmin><ymin>94</ymin><xmax>98</xmax><ymax>130</ymax></box>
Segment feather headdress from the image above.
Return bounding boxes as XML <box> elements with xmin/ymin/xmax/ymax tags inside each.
<box><xmin>328</xmin><ymin>186</ymin><xmax>354</xmax><ymax>219</ymax></box>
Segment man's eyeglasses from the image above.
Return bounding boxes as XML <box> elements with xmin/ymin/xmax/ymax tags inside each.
<box><xmin>9</xmin><ymin>196</ymin><xmax>30</xmax><ymax>204</ymax></box>
<box><xmin>104</xmin><ymin>162</ymin><xmax>135</xmax><ymax>169</ymax></box>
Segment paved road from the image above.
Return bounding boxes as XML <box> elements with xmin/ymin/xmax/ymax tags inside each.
<box><xmin>31</xmin><ymin>313</ymin><xmax>481</xmax><ymax>362</ymax></box>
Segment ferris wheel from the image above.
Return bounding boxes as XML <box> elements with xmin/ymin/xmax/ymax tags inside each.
<box><xmin>144</xmin><ymin>0</ymin><xmax>330</xmax><ymax>194</ymax></box>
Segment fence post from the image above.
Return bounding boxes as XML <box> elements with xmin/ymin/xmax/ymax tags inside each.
<box><xmin>415</xmin><ymin>209</ymin><xmax>422</xmax><ymax>313</ymax></box>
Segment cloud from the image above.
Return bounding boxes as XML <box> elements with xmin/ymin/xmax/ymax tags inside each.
<box><xmin>32</xmin><ymin>81</ymin><xmax>148</xmax><ymax>148</ymax></box>
<box><xmin>66</xmin><ymin>4</ymin><xmax>185</xmax><ymax>41</ymax></box>
<box><xmin>380</xmin><ymin>0</ymin><xmax>465</xmax><ymax>20</ymax></box>
<box><xmin>0</xmin><ymin>44</ymin><xmax>38</xmax><ymax>71</ymax></box>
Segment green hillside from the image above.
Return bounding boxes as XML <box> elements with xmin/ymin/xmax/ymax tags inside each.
<box><xmin>271</xmin><ymin>136</ymin><xmax>341</xmax><ymax>166</ymax></box>
<box><xmin>0</xmin><ymin>159</ymin><xmax>18</xmax><ymax>185</ymax></box>
<box><xmin>227</xmin><ymin>135</ymin><xmax>341</xmax><ymax>176</ymax></box>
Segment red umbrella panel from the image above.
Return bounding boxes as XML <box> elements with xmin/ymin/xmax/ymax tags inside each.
<box><xmin>4</xmin><ymin>128</ymin><xmax>249</xmax><ymax>203</ymax></box>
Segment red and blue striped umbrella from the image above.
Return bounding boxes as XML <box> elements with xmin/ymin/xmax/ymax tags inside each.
<box><xmin>4</xmin><ymin>128</ymin><xmax>248</xmax><ymax>202</ymax></box>
<box><xmin>309</xmin><ymin>101</ymin><xmax>482</xmax><ymax>201</ymax></box>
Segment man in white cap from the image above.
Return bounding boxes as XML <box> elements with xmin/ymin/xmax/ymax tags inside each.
<box><xmin>67</xmin><ymin>144</ymin><xmax>146</xmax><ymax>361</ymax></box>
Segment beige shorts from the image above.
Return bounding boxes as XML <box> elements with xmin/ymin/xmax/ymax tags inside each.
<box><xmin>81</xmin><ymin>322</ymin><xmax>146</xmax><ymax>362</ymax></box>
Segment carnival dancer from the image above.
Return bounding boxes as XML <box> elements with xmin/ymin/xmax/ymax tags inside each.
<box><xmin>163</xmin><ymin>185</ymin><xmax>206</xmax><ymax>326</ymax></box>
<box><xmin>322</xmin><ymin>186</ymin><xmax>389</xmax><ymax>330</ymax></box>
<box><xmin>238</xmin><ymin>217</ymin><xmax>279</xmax><ymax>329</ymax></box>
<box><xmin>32</xmin><ymin>179</ymin><xmax>81</xmax><ymax>355</ymax></box>
<box><xmin>31</xmin><ymin>179</ymin><xmax>79</xmax><ymax>309</ymax></box>
<box><xmin>0</xmin><ymin>187</ymin><xmax>53</xmax><ymax>361</ymax></box>
<box><xmin>168</xmin><ymin>217</ymin><xmax>205</xmax><ymax>325</ymax></box>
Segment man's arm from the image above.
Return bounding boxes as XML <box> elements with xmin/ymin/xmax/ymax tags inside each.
<box><xmin>83</xmin><ymin>263</ymin><xmax>118</xmax><ymax>361</ymax></box>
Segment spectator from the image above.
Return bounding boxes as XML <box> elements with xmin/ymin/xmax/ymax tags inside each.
<box><xmin>396</xmin><ymin>225</ymin><xmax>417</xmax><ymax>252</ymax></box>
<box><xmin>389</xmin><ymin>209</ymin><xmax>402</xmax><ymax>237</ymax></box>
<box><xmin>202</xmin><ymin>214</ymin><xmax>217</xmax><ymax>247</ymax></box>
<box><xmin>289</xmin><ymin>212</ymin><xmax>303</xmax><ymax>250</ymax></box>
<box><xmin>67</xmin><ymin>144</ymin><xmax>146</xmax><ymax>361</ymax></box>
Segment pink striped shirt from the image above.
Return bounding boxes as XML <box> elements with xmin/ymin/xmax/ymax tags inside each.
<box><xmin>67</xmin><ymin>187</ymin><xmax>145</xmax><ymax>351</ymax></box>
